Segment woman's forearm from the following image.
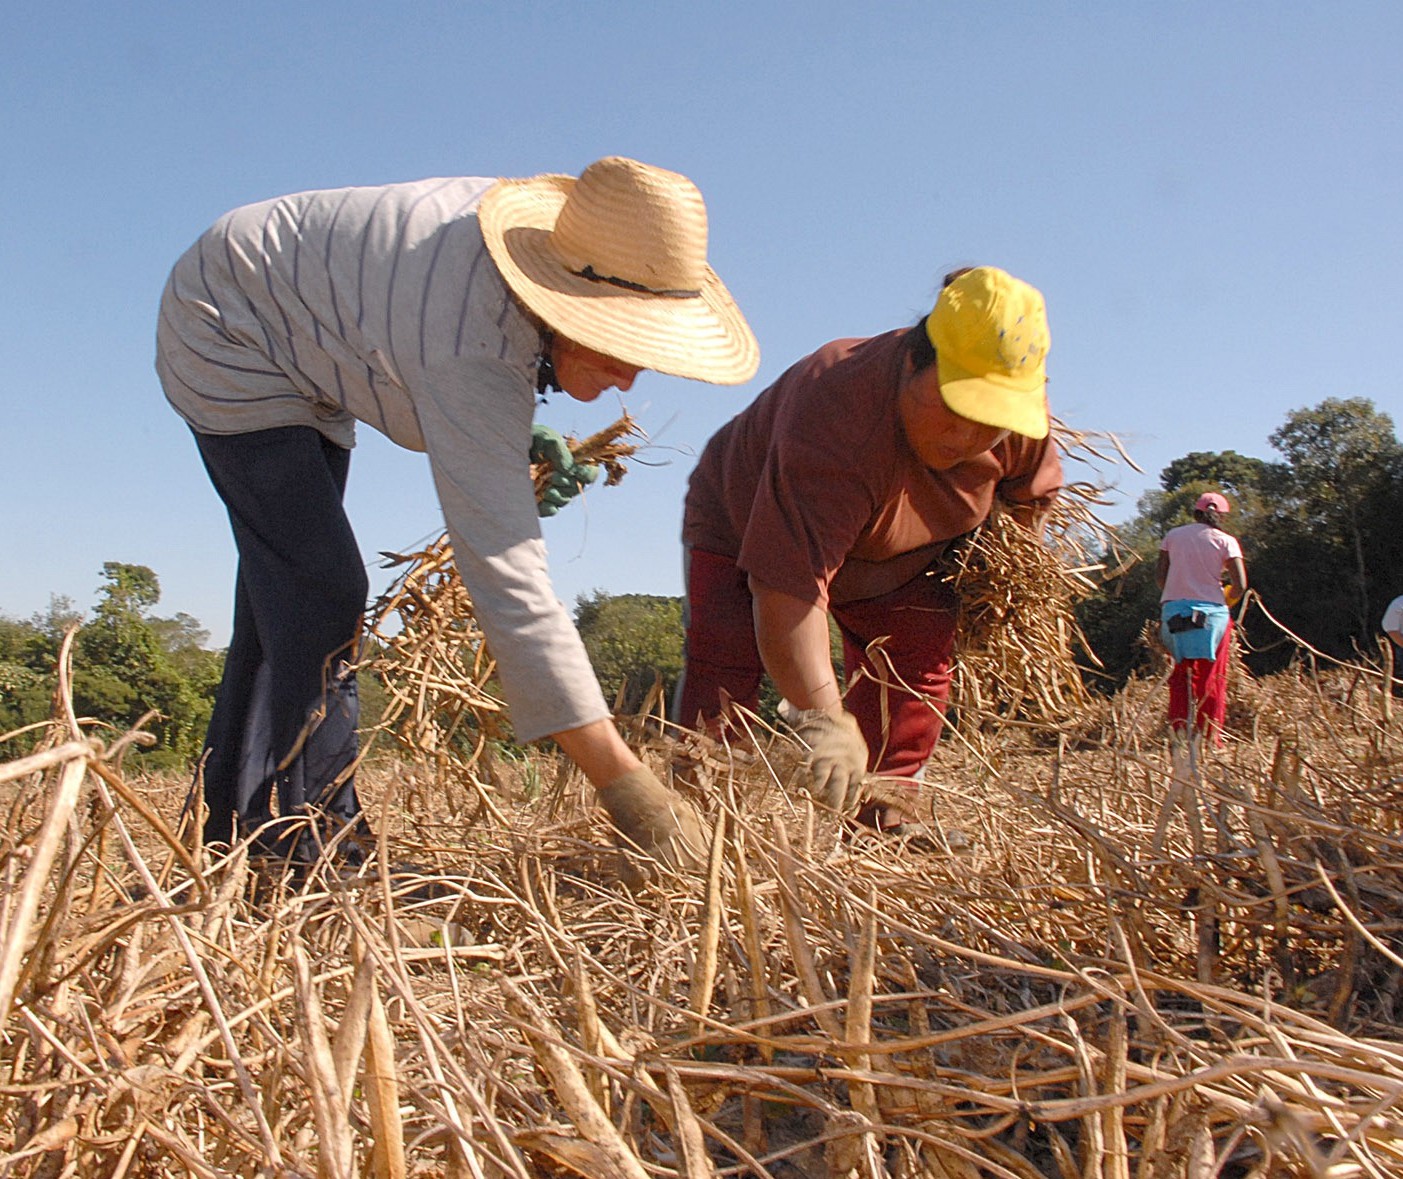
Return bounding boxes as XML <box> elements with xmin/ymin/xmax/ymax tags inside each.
<box><xmin>749</xmin><ymin>580</ymin><xmax>843</xmax><ymax>714</ymax></box>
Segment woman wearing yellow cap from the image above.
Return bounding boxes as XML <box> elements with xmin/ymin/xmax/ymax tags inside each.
<box><xmin>674</xmin><ymin>267</ymin><xmax>1063</xmax><ymax>833</ymax></box>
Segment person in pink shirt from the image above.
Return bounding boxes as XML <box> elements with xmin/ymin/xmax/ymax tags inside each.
<box><xmin>1157</xmin><ymin>492</ymin><xmax>1248</xmax><ymax>743</ymax></box>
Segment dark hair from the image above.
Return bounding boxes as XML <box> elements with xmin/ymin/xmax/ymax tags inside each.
<box><xmin>905</xmin><ymin>267</ymin><xmax>975</xmax><ymax>373</ymax></box>
<box><xmin>1194</xmin><ymin>507</ymin><xmax>1225</xmax><ymax>529</ymax></box>
<box><xmin>905</xmin><ymin>320</ymin><xmax>936</xmax><ymax>371</ymax></box>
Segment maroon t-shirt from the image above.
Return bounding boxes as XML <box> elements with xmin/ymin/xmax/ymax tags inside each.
<box><xmin>683</xmin><ymin>329</ymin><xmax>1064</xmax><ymax>606</ymax></box>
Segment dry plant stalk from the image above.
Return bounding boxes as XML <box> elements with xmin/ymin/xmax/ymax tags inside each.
<box><xmin>941</xmin><ymin>422</ymin><xmax>1132</xmax><ymax>731</ymax></box>
<box><xmin>360</xmin><ymin>414</ymin><xmax>645</xmax><ymax>780</ymax></box>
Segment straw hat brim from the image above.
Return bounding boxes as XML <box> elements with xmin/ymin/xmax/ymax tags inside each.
<box><xmin>479</xmin><ymin>174</ymin><xmax>759</xmax><ymax>386</ymax></box>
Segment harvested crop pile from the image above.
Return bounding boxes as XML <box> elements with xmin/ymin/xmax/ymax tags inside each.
<box><xmin>3</xmin><ymin>424</ymin><xmax>1400</xmax><ymax>1176</ymax></box>
<box><xmin>2</xmin><ymin>636</ymin><xmax>1401</xmax><ymax>1176</ymax></box>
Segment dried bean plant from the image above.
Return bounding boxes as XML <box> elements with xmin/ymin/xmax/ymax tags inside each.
<box><xmin>939</xmin><ymin>422</ymin><xmax>1140</xmax><ymax>735</ymax></box>
<box><xmin>4</xmin><ymin>422</ymin><xmax>1402</xmax><ymax>1177</ymax></box>
<box><xmin>360</xmin><ymin>414</ymin><xmax>645</xmax><ymax>771</ymax></box>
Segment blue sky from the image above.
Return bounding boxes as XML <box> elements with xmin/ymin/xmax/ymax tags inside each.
<box><xmin>4</xmin><ymin>3</ymin><xmax>1400</xmax><ymax>645</ymax></box>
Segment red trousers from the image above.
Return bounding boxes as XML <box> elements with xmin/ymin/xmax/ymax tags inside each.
<box><xmin>674</xmin><ymin>549</ymin><xmax>958</xmax><ymax>779</ymax></box>
<box><xmin>1168</xmin><ymin>619</ymin><xmax>1232</xmax><ymax>742</ymax></box>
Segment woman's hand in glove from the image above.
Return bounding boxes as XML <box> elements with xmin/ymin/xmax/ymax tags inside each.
<box><xmin>530</xmin><ymin>424</ymin><xmax>600</xmax><ymax>517</ymax></box>
<box><xmin>597</xmin><ymin>767</ymin><xmax>706</xmax><ymax>874</ymax></box>
<box><xmin>791</xmin><ymin>709</ymin><xmax>869</xmax><ymax>813</ymax></box>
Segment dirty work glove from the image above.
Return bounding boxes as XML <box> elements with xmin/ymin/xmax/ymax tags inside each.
<box><xmin>530</xmin><ymin>424</ymin><xmax>600</xmax><ymax>517</ymax></box>
<box><xmin>791</xmin><ymin>709</ymin><xmax>869</xmax><ymax>813</ymax></box>
<box><xmin>597</xmin><ymin>768</ymin><xmax>707</xmax><ymax>874</ymax></box>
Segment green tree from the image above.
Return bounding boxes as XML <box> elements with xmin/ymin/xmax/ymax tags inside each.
<box><xmin>574</xmin><ymin>591</ymin><xmax>685</xmax><ymax>714</ymax></box>
<box><xmin>1075</xmin><ymin>552</ymin><xmax>1162</xmax><ymax>687</ymax></box>
<box><xmin>0</xmin><ymin>597</ymin><xmax>84</xmax><ymax>739</ymax></box>
<box><xmin>573</xmin><ymin>589</ymin><xmax>845</xmax><ymax>725</ymax></box>
<box><xmin>1261</xmin><ymin>398</ymin><xmax>1402</xmax><ymax>643</ymax></box>
<box><xmin>0</xmin><ymin>564</ymin><xmax>224</xmax><ymax>765</ymax></box>
<box><xmin>1133</xmin><ymin>449</ymin><xmax>1273</xmax><ymax>542</ymax></box>
<box><xmin>0</xmin><ymin>616</ymin><xmax>49</xmax><ymax>736</ymax></box>
<box><xmin>73</xmin><ymin>563</ymin><xmax>222</xmax><ymax>763</ymax></box>
<box><xmin>1159</xmin><ymin>450</ymin><xmax>1270</xmax><ymax>500</ymax></box>
<box><xmin>94</xmin><ymin>561</ymin><xmax>160</xmax><ymax>615</ymax></box>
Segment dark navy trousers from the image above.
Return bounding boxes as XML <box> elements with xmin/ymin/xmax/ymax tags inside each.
<box><xmin>194</xmin><ymin>426</ymin><xmax>368</xmax><ymax>848</ymax></box>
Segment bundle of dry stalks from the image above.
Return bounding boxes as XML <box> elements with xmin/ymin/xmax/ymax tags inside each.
<box><xmin>941</xmin><ymin>424</ymin><xmax>1137</xmax><ymax>733</ymax></box>
<box><xmin>2</xmin><ymin>654</ymin><xmax>1401</xmax><ymax>1177</ymax></box>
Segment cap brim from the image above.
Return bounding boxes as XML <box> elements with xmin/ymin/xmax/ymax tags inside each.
<box><xmin>936</xmin><ymin>353</ymin><xmax>1049</xmax><ymax>440</ymax></box>
<box><xmin>480</xmin><ymin>175</ymin><xmax>759</xmax><ymax>385</ymax></box>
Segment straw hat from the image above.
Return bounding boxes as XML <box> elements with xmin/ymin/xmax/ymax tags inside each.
<box><xmin>479</xmin><ymin>157</ymin><xmax>759</xmax><ymax>385</ymax></box>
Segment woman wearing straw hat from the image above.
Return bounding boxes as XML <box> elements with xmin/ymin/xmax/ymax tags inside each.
<box><xmin>157</xmin><ymin>156</ymin><xmax>757</xmax><ymax>871</ymax></box>
<box><xmin>674</xmin><ymin>267</ymin><xmax>1063</xmax><ymax>834</ymax></box>
<box><xmin>1157</xmin><ymin>491</ymin><xmax>1248</xmax><ymax>745</ymax></box>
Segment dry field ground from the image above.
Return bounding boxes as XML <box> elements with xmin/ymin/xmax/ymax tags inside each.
<box><xmin>1</xmin><ymin>655</ymin><xmax>1401</xmax><ymax>1178</ymax></box>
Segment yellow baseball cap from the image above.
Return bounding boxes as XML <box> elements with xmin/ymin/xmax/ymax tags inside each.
<box><xmin>924</xmin><ymin>267</ymin><xmax>1051</xmax><ymax>440</ymax></box>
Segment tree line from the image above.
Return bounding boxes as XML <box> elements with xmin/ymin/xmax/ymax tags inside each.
<box><xmin>0</xmin><ymin>563</ymin><xmax>223</xmax><ymax>767</ymax></box>
<box><xmin>3</xmin><ymin>397</ymin><xmax>1398</xmax><ymax>765</ymax></box>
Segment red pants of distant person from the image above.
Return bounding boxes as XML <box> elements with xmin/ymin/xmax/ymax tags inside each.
<box><xmin>673</xmin><ymin>548</ymin><xmax>957</xmax><ymax>824</ymax></box>
<box><xmin>1168</xmin><ymin>620</ymin><xmax>1233</xmax><ymax>744</ymax></box>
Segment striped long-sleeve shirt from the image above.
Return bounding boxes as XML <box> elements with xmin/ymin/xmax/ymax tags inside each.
<box><xmin>156</xmin><ymin>177</ymin><xmax>611</xmax><ymax>743</ymax></box>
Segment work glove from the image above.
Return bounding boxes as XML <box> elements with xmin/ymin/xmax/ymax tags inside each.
<box><xmin>791</xmin><ymin>709</ymin><xmax>869</xmax><ymax>814</ymax></box>
<box><xmin>597</xmin><ymin>767</ymin><xmax>707</xmax><ymax>875</ymax></box>
<box><xmin>530</xmin><ymin>424</ymin><xmax>600</xmax><ymax>517</ymax></box>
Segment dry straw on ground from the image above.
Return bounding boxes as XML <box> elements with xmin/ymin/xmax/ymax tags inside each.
<box><xmin>3</xmin><ymin>425</ymin><xmax>1402</xmax><ymax>1177</ymax></box>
